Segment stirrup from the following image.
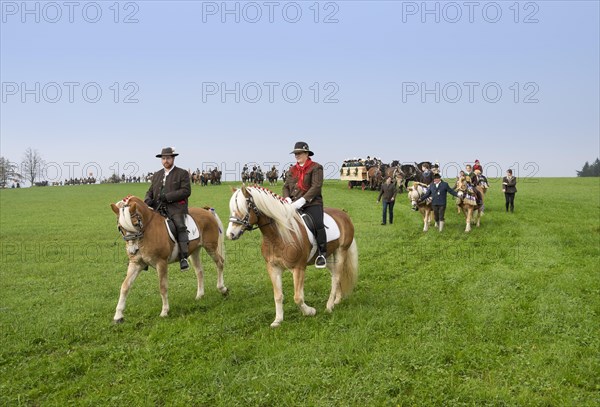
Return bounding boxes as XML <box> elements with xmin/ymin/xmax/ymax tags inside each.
<box><xmin>315</xmin><ymin>255</ymin><xmax>327</xmax><ymax>269</ymax></box>
<box><xmin>180</xmin><ymin>258</ymin><xmax>190</xmax><ymax>271</ymax></box>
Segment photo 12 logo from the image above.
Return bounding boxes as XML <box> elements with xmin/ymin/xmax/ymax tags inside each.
<box><xmin>201</xmin><ymin>1</ymin><xmax>339</xmax><ymax>23</ymax></box>
<box><xmin>401</xmin><ymin>1</ymin><xmax>540</xmax><ymax>23</ymax></box>
<box><xmin>201</xmin><ymin>81</ymin><xmax>340</xmax><ymax>103</ymax></box>
<box><xmin>401</xmin><ymin>82</ymin><xmax>540</xmax><ymax>103</ymax></box>
<box><xmin>1</xmin><ymin>1</ymin><xmax>140</xmax><ymax>23</ymax></box>
<box><xmin>1</xmin><ymin>82</ymin><xmax>140</xmax><ymax>103</ymax></box>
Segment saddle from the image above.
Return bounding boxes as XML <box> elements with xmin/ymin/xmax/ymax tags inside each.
<box><xmin>300</xmin><ymin>212</ymin><xmax>340</xmax><ymax>262</ymax></box>
<box><xmin>165</xmin><ymin>215</ymin><xmax>201</xmax><ymax>242</ymax></box>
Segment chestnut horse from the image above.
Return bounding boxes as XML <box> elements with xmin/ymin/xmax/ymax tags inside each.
<box><xmin>407</xmin><ymin>182</ymin><xmax>435</xmax><ymax>232</ymax></box>
<box><xmin>455</xmin><ymin>176</ymin><xmax>482</xmax><ymax>232</ymax></box>
<box><xmin>110</xmin><ymin>196</ymin><xmax>227</xmax><ymax>323</ymax></box>
<box><xmin>226</xmin><ymin>186</ymin><xmax>358</xmax><ymax>327</ymax></box>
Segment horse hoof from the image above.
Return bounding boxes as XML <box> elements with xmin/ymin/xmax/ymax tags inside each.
<box><xmin>270</xmin><ymin>321</ymin><xmax>282</xmax><ymax>328</ymax></box>
<box><xmin>113</xmin><ymin>318</ymin><xmax>124</xmax><ymax>324</ymax></box>
<box><xmin>305</xmin><ymin>306</ymin><xmax>317</xmax><ymax>317</ymax></box>
<box><xmin>221</xmin><ymin>287</ymin><xmax>229</xmax><ymax>297</ymax></box>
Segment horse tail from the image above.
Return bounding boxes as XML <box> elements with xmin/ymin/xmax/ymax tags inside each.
<box><xmin>209</xmin><ymin>208</ymin><xmax>225</xmax><ymax>261</ymax></box>
<box><xmin>339</xmin><ymin>238</ymin><xmax>358</xmax><ymax>297</ymax></box>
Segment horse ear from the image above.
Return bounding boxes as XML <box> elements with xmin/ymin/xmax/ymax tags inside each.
<box><xmin>241</xmin><ymin>184</ymin><xmax>250</xmax><ymax>197</ymax></box>
<box><xmin>230</xmin><ymin>186</ymin><xmax>237</xmax><ymax>193</ymax></box>
<box><xmin>110</xmin><ymin>203</ymin><xmax>119</xmax><ymax>215</ymax></box>
<box><xmin>129</xmin><ymin>202</ymin><xmax>137</xmax><ymax>214</ymax></box>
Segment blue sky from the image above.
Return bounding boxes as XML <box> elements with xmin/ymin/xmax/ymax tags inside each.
<box><xmin>1</xmin><ymin>0</ymin><xmax>598</xmax><ymax>182</ymax></box>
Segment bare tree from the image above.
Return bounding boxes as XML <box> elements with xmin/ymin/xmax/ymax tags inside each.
<box><xmin>21</xmin><ymin>148</ymin><xmax>44</xmax><ymax>186</ymax></box>
<box><xmin>0</xmin><ymin>156</ymin><xmax>22</xmax><ymax>188</ymax></box>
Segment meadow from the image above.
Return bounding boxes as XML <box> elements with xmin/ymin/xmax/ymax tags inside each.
<box><xmin>0</xmin><ymin>178</ymin><xmax>598</xmax><ymax>406</ymax></box>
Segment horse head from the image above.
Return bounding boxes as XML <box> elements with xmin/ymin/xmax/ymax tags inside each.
<box><xmin>226</xmin><ymin>186</ymin><xmax>258</xmax><ymax>240</ymax></box>
<box><xmin>111</xmin><ymin>196</ymin><xmax>148</xmax><ymax>254</ymax></box>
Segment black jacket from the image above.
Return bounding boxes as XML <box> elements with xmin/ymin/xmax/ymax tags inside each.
<box><xmin>144</xmin><ymin>166</ymin><xmax>191</xmax><ymax>215</ymax></box>
<box><xmin>378</xmin><ymin>182</ymin><xmax>398</xmax><ymax>202</ymax></box>
<box><xmin>420</xmin><ymin>180</ymin><xmax>458</xmax><ymax>205</ymax></box>
<box><xmin>503</xmin><ymin>176</ymin><xmax>517</xmax><ymax>193</ymax></box>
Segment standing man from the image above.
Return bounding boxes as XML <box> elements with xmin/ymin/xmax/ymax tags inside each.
<box><xmin>502</xmin><ymin>169</ymin><xmax>517</xmax><ymax>212</ymax></box>
<box><xmin>418</xmin><ymin>173</ymin><xmax>459</xmax><ymax>232</ymax></box>
<box><xmin>283</xmin><ymin>141</ymin><xmax>327</xmax><ymax>268</ymax></box>
<box><xmin>145</xmin><ymin>147</ymin><xmax>192</xmax><ymax>270</ymax></box>
<box><xmin>377</xmin><ymin>176</ymin><xmax>397</xmax><ymax>225</ymax></box>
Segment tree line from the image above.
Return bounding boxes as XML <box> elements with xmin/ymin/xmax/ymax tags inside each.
<box><xmin>576</xmin><ymin>158</ymin><xmax>600</xmax><ymax>177</ymax></box>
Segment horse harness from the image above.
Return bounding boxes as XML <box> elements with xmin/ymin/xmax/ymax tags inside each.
<box><xmin>117</xmin><ymin>204</ymin><xmax>144</xmax><ymax>241</ymax></box>
<box><xmin>229</xmin><ymin>194</ymin><xmax>272</xmax><ymax>234</ymax></box>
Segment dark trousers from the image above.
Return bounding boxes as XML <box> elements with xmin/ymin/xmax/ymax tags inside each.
<box><xmin>505</xmin><ymin>193</ymin><xmax>515</xmax><ymax>212</ymax></box>
<box><xmin>382</xmin><ymin>200</ymin><xmax>395</xmax><ymax>224</ymax></box>
<box><xmin>302</xmin><ymin>204</ymin><xmax>326</xmax><ymax>255</ymax></box>
<box><xmin>171</xmin><ymin>213</ymin><xmax>189</xmax><ymax>260</ymax></box>
<box><xmin>432</xmin><ymin>205</ymin><xmax>446</xmax><ymax>222</ymax></box>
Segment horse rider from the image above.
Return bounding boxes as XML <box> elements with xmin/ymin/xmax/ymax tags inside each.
<box><xmin>465</xmin><ymin>164</ymin><xmax>475</xmax><ymax>180</ymax></box>
<box><xmin>283</xmin><ymin>141</ymin><xmax>327</xmax><ymax>268</ymax></box>
<box><xmin>145</xmin><ymin>147</ymin><xmax>192</xmax><ymax>271</ymax></box>
<box><xmin>473</xmin><ymin>159</ymin><xmax>483</xmax><ymax>173</ymax></box>
<box><xmin>416</xmin><ymin>162</ymin><xmax>434</xmax><ymax>185</ymax></box>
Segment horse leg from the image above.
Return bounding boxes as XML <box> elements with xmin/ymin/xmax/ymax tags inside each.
<box><xmin>206</xmin><ymin>245</ymin><xmax>228</xmax><ymax>295</ymax></box>
<box><xmin>476</xmin><ymin>209</ymin><xmax>481</xmax><ymax>227</ymax></box>
<box><xmin>465</xmin><ymin>209</ymin><xmax>472</xmax><ymax>232</ymax></box>
<box><xmin>113</xmin><ymin>262</ymin><xmax>144</xmax><ymax>323</ymax></box>
<box><xmin>423</xmin><ymin>210</ymin><xmax>429</xmax><ymax>232</ymax></box>
<box><xmin>157</xmin><ymin>261</ymin><xmax>170</xmax><ymax>317</ymax></box>
<box><xmin>326</xmin><ymin>251</ymin><xmax>343</xmax><ymax>312</ymax></box>
<box><xmin>266</xmin><ymin>263</ymin><xmax>285</xmax><ymax>327</ymax></box>
<box><xmin>292</xmin><ymin>265</ymin><xmax>316</xmax><ymax>318</ymax></box>
<box><xmin>190</xmin><ymin>249</ymin><xmax>205</xmax><ymax>300</ymax></box>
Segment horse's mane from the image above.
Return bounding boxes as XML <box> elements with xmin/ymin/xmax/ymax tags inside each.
<box><xmin>231</xmin><ymin>186</ymin><xmax>303</xmax><ymax>246</ymax></box>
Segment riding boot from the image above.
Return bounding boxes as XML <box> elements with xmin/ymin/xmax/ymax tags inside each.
<box><xmin>315</xmin><ymin>228</ymin><xmax>327</xmax><ymax>269</ymax></box>
<box><xmin>178</xmin><ymin>237</ymin><xmax>190</xmax><ymax>271</ymax></box>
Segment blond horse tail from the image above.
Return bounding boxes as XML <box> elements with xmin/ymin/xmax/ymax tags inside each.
<box><xmin>339</xmin><ymin>238</ymin><xmax>358</xmax><ymax>297</ymax></box>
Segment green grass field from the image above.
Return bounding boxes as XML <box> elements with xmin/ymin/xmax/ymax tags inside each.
<box><xmin>1</xmin><ymin>178</ymin><xmax>598</xmax><ymax>406</ymax></box>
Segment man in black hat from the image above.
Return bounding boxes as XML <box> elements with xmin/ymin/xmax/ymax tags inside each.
<box><xmin>418</xmin><ymin>173</ymin><xmax>458</xmax><ymax>232</ymax></box>
<box><xmin>283</xmin><ymin>141</ymin><xmax>327</xmax><ymax>268</ymax></box>
<box><xmin>145</xmin><ymin>147</ymin><xmax>192</xmax><ymax>270</ymax></box>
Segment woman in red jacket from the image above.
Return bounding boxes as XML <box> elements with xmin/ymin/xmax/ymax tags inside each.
<box><xmin>283</xmin><ymin>142</ymin><xmax>327</xmax><ymax>268</ymax></box>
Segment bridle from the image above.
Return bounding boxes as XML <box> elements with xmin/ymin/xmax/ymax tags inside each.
<box><xmin>228</xmin><ymin>194</ymin><xmax>273</xmax><ymax>235</ymax></box>
<box><xmin>117</xmin><ymin>205</ymin><xmax>144</xmax><ymax>241</ymax></box>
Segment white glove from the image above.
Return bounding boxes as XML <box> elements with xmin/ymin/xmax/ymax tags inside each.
<box><xmin>291</xmin><ymin>197</ymin><xmax>306</xmax><ymax>210</ymax></box>
<box><xmin>284</xmin><ymin>197</ymin><xmax>292</xmax><ymax>204</ymax></box>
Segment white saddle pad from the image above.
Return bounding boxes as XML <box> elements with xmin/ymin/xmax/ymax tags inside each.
<box><xmin>165</xmin><ymin>215</ymin><xmax>200</xmax><ymax>242</ymax></box>
<box><xmin>302</xmin><ymin>212</ymin><xmax>341</xmax><ymax>262</ymax></box>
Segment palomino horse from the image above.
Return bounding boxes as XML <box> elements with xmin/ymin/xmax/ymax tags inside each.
<box><xmin>110</xmin><ymin>195</ymin><xmax>227</xmax><ymax>322</ymax></box>
<box><xmin>454</xmin><ymin>176</ymin><xmax>482</xmax><ymax>232</ymax></box>
<box><xmin>407</xmin><ymin>182</ymin><xmax>434</xmax><ymax>232</ymax></box>
<box><xmin>226</xmin><ymin>186</ymin><xmax>358</xmax><ymax>327</ymax></box>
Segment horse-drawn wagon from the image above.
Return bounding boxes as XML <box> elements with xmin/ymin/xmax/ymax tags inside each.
<box><xmin>340</xmin><ymin>164</ymin><xmax>368</xmax><ymax>189</ymax></box>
